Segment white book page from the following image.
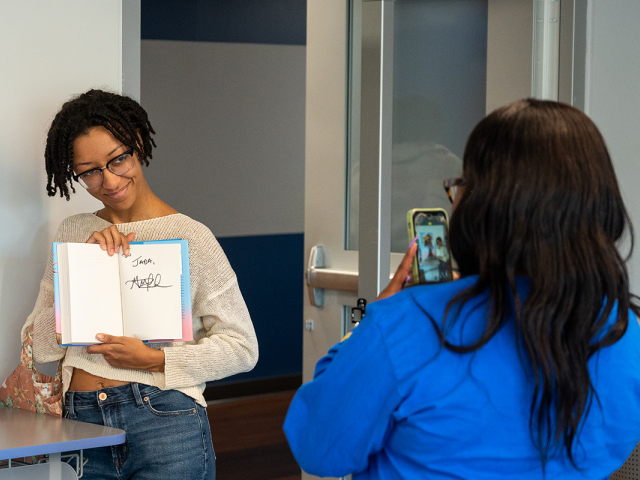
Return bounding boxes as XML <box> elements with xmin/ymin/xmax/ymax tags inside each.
<box><xmin>56</xmin><ymin>244</ymin><xmax>71</xmax><ymax>344</ymax></box>
<box><xmin>119</xmin><ymin>243</ymin><xmax>183</xmax><ymax>340</ymax></box>
<box><xmin>66</xmin><ymin>243</ymin><xmax>124</xmax><ymax>343</ymax></box>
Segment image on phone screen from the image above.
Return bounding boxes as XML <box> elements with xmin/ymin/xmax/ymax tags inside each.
<box><xmin>413</xmin><ymin>213</ymin><xmax>451</xmax><ymax>283</ymax></box>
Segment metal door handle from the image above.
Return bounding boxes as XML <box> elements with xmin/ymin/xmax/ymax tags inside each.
<box><xmin>306</xmin><ymin>246</ymin><xmax>358</xmax><ymax>307</ymax></box>
<box><xmin>351</xmin><ymin>298</ymin><xmax>367</xmax><ymax>323</ymax></box>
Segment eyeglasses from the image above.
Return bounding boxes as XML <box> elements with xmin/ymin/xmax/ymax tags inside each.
<box><xmin>73</xmin><ymin>149</ymin><xmax>135</xmax><ymax>189</ymax></box>
<box><xmin>443</xmin><ymin>178</ymin><xmax>466</xmax><ymax>204</ymax></box>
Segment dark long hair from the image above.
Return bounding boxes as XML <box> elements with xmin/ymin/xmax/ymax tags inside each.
<box><xmin>447</xmin><ymin>99</ymin><xmax>638</xmax><ymax>467</ymax></box>
<box><xmin>45</xmin><ymin>89</ymin><xmax>156</xmax><ymax>200</ymax></box>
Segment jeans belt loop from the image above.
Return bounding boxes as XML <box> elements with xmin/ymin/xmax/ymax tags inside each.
<box><xmin>131</xmin><ymin>383</ymin><xmax>145</xmax><ymax>408</ymax></box>
<box><xmin>66</xmin><ymin>391</ymin><xmax>76</xmax><ymax>417</ymax></box>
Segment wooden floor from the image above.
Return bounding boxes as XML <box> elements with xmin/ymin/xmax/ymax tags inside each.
<box><xmin>207</xmin><ymin>391</ymin><xmax>301</xmax><ymax>480</ymax></box>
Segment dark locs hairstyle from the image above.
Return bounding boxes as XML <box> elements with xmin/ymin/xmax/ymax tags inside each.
<box><xmin>446</xmin><ymin>99</ymin><xmax>638</xmax><ymax>468</ymax></box>
<box><xmin>45</xmin><ymin>89</ymin><xmax>156</xmax><ymax>200</ymax></box>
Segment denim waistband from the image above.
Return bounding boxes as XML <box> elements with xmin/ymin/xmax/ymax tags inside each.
<box><xmin>65</xmin><ymin>382</ymin><xmax>161</xmax><ymax>408</ymax></box>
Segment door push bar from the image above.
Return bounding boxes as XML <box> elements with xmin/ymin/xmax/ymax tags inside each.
<box><xmin>306</xmin><ymin>246</ymin><xmax>358</xmax><ymax>307</ymax></box>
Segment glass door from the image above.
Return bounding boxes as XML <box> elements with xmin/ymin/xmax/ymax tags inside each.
<box><xmin>348</xmin><ymin>0</ymin><xmax>489</xmax><ymax>273</ymax></box>
<box><xmin>303</xmin><ymin>1</ymin><xmax>573</xmax><ymax>479</ymax></box>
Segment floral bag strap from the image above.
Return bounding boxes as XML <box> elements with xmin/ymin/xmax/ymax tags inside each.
<box><xmin>0</xmin><ymin>323</ymin><xmax>64</xmax><ymax>417</ymax></box>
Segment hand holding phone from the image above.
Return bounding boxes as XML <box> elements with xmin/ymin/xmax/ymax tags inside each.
<box><xmin>377</xmin><ymin>240</ymin><xmax>418</xmax><ymax>301</ymax></box>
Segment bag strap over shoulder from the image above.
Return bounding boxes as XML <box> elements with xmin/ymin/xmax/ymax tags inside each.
<box><xmin>20</xmin><ymin>324</ymin><xmax>36</xmax><ymax>368</ymax></box>
<box><xmin>20</xmin><ymin>323</ymin><xmax>62</xmax><ymax>381</ymax></box>
<box><xmin>1</xmin><ymin>322</ymin><xmax>64</xmax><ymax>417</ymax></box>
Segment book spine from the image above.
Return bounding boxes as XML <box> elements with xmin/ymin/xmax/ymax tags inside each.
<box><xmin>180</xmin><ymin>240</ymin><xmax>193</xmax><ymax>342</ymax></box>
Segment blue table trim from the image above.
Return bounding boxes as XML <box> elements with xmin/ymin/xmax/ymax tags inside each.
<box><xmin>1</xmin><ymin>431</ymin><xmax>126</xmax><ymax>460</ymax></box>
<box><xmin>0</xmin><ymin>406</ymin><xmax>126</xmax><ymax>461</ymax></box>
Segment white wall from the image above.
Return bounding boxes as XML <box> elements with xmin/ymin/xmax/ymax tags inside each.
<box><xmin>0</xmin><ymin>1</ymin><xmax>138</xmax><ymax>380</ymax></box>
<box><xmin>584</xmin><ymin>0</ymin><xmax>640</xmax><ymax>293</ymax></box>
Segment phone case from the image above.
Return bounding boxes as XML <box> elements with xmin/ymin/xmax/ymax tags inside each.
<box><xmin>406</xmin><ymin>208</ymin><xmax>450</xmax><ymax>285</ymax></box>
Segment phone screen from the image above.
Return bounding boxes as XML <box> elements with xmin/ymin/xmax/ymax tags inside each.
<box><xmin>412</xmin><ymin>211</ymin><xmax>452</xmax><ymax>284</ymax></box>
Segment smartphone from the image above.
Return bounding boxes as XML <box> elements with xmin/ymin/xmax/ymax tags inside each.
<box><xmin>406</xmin><ymin>208</ymin><xmax>453</xmax><ymax>285</ymax></box>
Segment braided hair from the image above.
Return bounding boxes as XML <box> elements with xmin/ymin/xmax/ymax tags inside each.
<box><xmin>45</xmin><ymin>89</ymin><xmax>156</xmax><ymax>200</ymax></box>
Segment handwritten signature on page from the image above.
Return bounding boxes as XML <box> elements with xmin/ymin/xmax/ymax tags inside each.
<box><xmin>124</xmin><ymin>273</ymin><xmax>172</xmax><ymax>291</ymax></box>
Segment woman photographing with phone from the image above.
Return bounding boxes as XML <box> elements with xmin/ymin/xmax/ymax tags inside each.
<box><xmin>22</xmin><ymin>89</ymin><xmax>259</xmax><ymax>479</ymax></box>
<box><xmin>284</xmin><ymin>99</ymin><xmax>640</xmax><ymax>478</ymax></box>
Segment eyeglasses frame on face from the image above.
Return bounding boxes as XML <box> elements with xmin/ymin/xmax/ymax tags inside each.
<box><xmin>72</xmin><ymin>149</ymin><xmax>135</xmax><ymax>189</ymax></box>
<box><xmin>443</xmin><ymin>177</ymin><xmax>466</xmax><ymax>204</ymax></box>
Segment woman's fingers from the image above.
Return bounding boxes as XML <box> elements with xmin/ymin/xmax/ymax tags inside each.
<box><xmin>102</xmin><ymin>226</ymin><xmax>118</xmax><ymax>255</ymax></box>
<box><xmin>393</xmin><ymin>242</ymin><xmax>418</xmax><ymax>287</ymax></box>
<box><xmin>86</xmin><ymin>228</ymin><xmax>136</xmax><ymax>256</ymax></box>
<box><xmin>376</xmin><ymin>242</ymin><xmax>418</xmax><ymax>301</ymax></box>
<box><xmin>121</xmin><ymin>232</ymin><xmax>136</xmax><ymax>257</ymax></box>
<box><xmin>111</xmin><ymin>225</ymin><xmax>128</xmax><ymax>254</ymax></box>
<box><xmin>86</xmin><ymin>231</ymin><xmax>107</xmax><ymax>251</ymax></box>
<box><xmin>87</xmin><ymin>334</ymin><xmax>165</xmax><ymax>372</ymax></box>
<box><xmin>398</xmin><ymin>241</ymin><xmax>417</xmax><ymax>277</ymax></box>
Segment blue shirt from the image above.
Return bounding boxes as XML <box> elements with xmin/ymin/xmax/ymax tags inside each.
<box><xmin>284</xmin><ymin>276</ymin><xmax>640</xmax><ymax>479</ymax></box>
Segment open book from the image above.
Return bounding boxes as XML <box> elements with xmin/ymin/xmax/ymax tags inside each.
<box><xmin>53</xmin><ymin>239</ymin><xmax>192</xmax><ymax>346</ymax></box>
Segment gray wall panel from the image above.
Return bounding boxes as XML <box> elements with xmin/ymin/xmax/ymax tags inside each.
<box><xmin>585</xmin><ymin>0</ymin><xmax>640</xmax><ymax>294</ymax></box>
<box><xmin>486</xmin><ymin>0</ymin><xmax>532</xmax><ymax>113</ymax></box>
<box><xmin>140</xmin><ymin>40</ymin><xmax>305</xmax><ymax>238</ymax></box>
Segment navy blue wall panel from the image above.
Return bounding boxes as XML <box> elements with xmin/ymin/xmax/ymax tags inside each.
<box><xmin>210</xmin><ymin>233</ymin><xmax>304</xmax><ymax>384</ymax></box>
<box><xmin>141</xmin><ymin>0</ymin><xmax>306</xmax><ymax>45</ymax></box>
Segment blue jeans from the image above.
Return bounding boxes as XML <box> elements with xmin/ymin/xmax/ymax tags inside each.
<box><xmin>63</xmin><ymin>383</ymin><xmax>215</xmax><ymax>480</ymax></box>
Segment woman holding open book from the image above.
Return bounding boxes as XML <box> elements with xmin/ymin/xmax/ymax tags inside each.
<box><xmin>21</xmin><ymin>89</ymin><xmax>259</xmax><ymax>479</ymax></box>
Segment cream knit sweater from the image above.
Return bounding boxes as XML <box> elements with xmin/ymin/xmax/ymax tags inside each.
<box><xmin>21</xmin><ymin>213</ymin><xmax>259</xmax><ymax>407</ymax></box>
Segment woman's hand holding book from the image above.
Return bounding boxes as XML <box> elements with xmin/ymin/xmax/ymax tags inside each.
<box><xmin>86</xmin><ymin>226</ymin><xmax>135</xmax><ymax>257</ymax></box>
<box><xmin>87</xmin><ymin>333</ymin><xmax>165</xmax><ymax>372</ymax></box>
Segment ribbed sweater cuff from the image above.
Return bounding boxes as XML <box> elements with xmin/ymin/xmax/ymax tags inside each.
<box><xmin>163</xmin><ymin>346</ymin><xmax>199</xmax><ymax>390</ymax></box>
